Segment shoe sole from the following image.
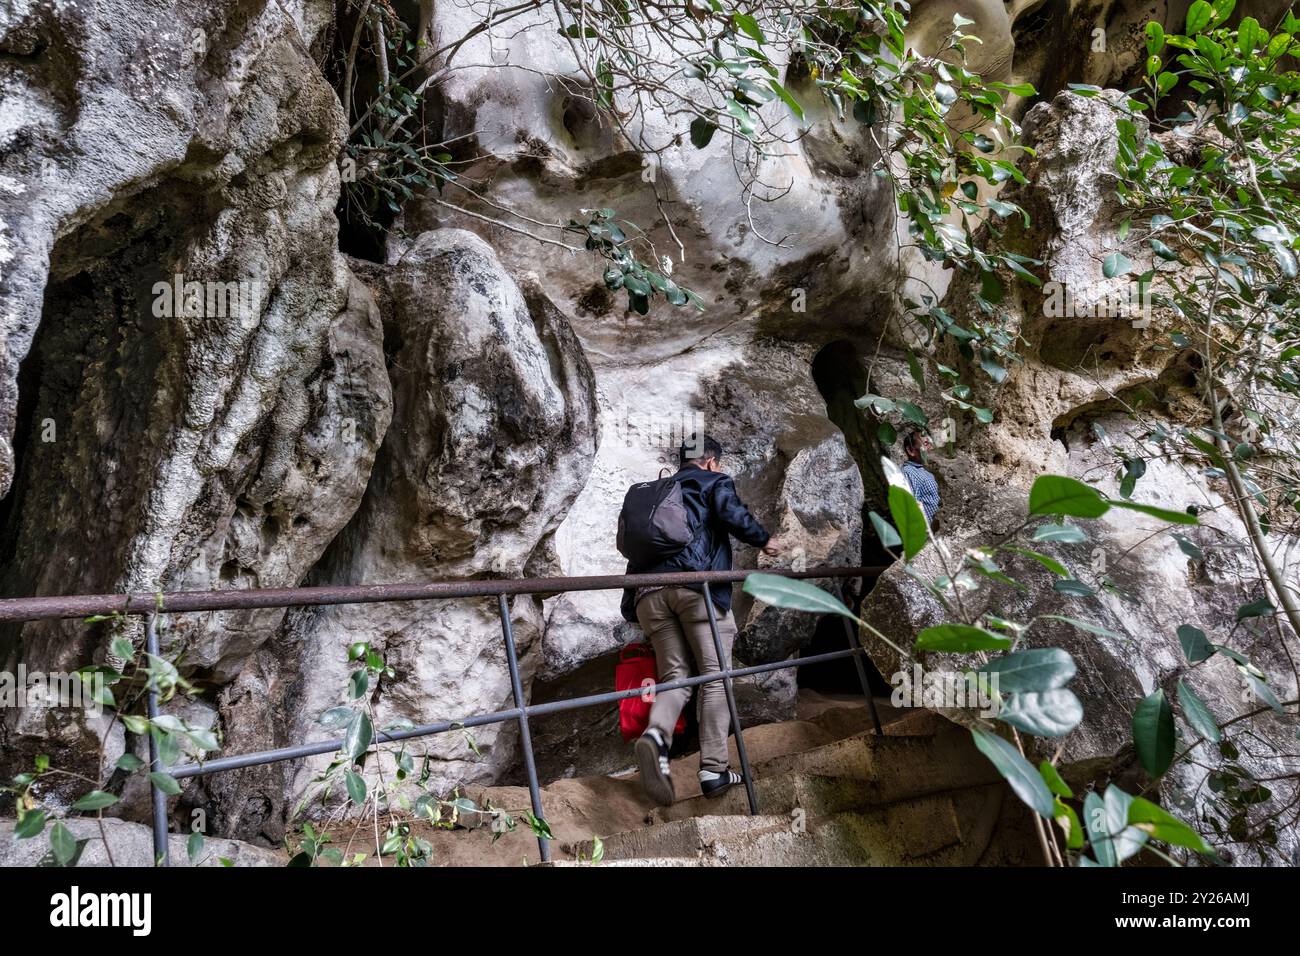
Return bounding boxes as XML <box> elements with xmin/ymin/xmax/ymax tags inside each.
<box><xmin>702</xmin><ymin>778</ymin><xmax>739</xmax><ymax>800</ymax></box>
<box><xmin>634</xmin><ymin>736</ymin><xmax>675</xmax><ymax>806</ymax></box>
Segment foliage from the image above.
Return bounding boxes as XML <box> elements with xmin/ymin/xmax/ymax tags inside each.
<box><xmin>284</xmin><ymin>641</ymin><xmax>557</xmax><ymax>867</ymax></box>
<box><xmin>1087</xmin><ymin>2</ymin><xmax>1300</xmax><ymax>635</ymax></box>
<box><xmin>3</xmin><ymin>612</ymin><xmax>219</xmax><ymax>867</ymax></box>
<box><xmin>747</xmin><ymin>465</ymin><xmax>1292</xmax><ymax>865</ymax></box>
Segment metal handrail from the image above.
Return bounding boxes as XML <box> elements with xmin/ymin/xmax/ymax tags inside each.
<box><xmin>1</xmin><ymin>565</ymin><xmax>887</xmax><ymax>865</ymax></box>
<box><xmin>0</xmin><ymin>566</ymin><xmax>888</xmax><ymax>622</ymax></box>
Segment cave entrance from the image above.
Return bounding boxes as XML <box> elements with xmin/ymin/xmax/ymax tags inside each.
<box><xmin>801</xmin><ymin>339</ymin><xmax>895</xmax><ymax>696</ymax></box>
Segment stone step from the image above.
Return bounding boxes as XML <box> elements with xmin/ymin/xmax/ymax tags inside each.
<box><xmin>649</xmin><ymin>722</ymin><xmax>1003</xmax><ymax>824</ymax></box>
<box><xmin>568</xmin><ymin>782</ymin><xmax>1023</xmax><ymax>866</ymax></box>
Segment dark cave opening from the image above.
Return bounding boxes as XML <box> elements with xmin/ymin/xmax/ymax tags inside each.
<box><xmin>328</xmin><ymin>0</ymin><xmax>444</xmax><ymax>263</ymax></box>
<box><xmin>803</xmin><ymin>339</ymin><xmax>896</xmax><ymax>695</ymax></box>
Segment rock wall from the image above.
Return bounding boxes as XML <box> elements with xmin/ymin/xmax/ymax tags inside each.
<box><xmin>1</xmin><ymin>0</ymin><xmax>1294</xmax><ymax>861</ymax></box>
<box><xmin>857</xmin><ymin>89</ymin><xmax>1300</xmax><ymax>864</ymax></box>
<box><xmin>0</xmin><ymin>0</ymin><xmax>389</xmax><ymax>793</ymax></box>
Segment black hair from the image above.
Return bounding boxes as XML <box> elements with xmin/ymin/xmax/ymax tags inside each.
<box><xmin>680</xmin><ymin>433</ymin><xmax>723</xmax><ymax>466</ymax></box>
<box><xmin>903</xmin><ymin>429</ymin><xmax>925</xmax><ymax>455</ymax></box>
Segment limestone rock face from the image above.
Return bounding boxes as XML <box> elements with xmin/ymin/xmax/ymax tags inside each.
<box><xmin>0</xmin><ymin>816</ymin><xmax>283</xmax><ymax>867</ymax></box>
<box><xmin>200</xmin><ymin>229</ymin><xmax>599</xmax><ymax>837</ymax></box>
<box><xmin>2</xmin><ymin>0</ymin><xmax>1295</xmax><ymax>865</ymax></box>
<box><xmin>857</xmin><ymin>90</ymin><xmax>1300</xmax><ymax>864</ymax></box>
<box><xmin>0</xmin><ymin>0</ymin><xmax>391</xmax><ymax>790</ymax></box>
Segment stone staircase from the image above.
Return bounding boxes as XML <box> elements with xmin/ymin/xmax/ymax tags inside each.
<box><xmin>419</xmin><ymin>698</ymin><xmax>1042</xmax><ymax>867</ymax></box>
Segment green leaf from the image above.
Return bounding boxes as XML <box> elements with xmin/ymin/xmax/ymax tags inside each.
<box><xmin>186</xmin><ymin>830</ymin><xmax>205</xmax><ymax>864</ymax></box>
<box><xmin>868</xmin><ymin>511</ymin><xmax>902</xmax><ymax>550</ymax></box>
<box><xmin>895</xmin><ymin>400</ymin><xmax>928</xmax><ymax>426</ymax></box>
<box><xmin>1083</xmin><ymin>791</ymin><xmax>1115</xmax><ymax>866</ymax></box>
<box><xmin>1052</xmin><ymin>579</ymin><xmax>1096</xmax><ymax>598</ymax></box>
<box><xmin>1055</xmin><ymin>799</ymin><xmax>1085</xmax><ymax>849</ymax></box>
<box><xmin>1028</xmin><ymin>475</ymin><xmax>1109</xmax><ymax>518</ymax></box>
<box><xmin>1103</xmin><ymin>251</ymin><xmax>1132</xmax><ymax>278</ymax></box>
<box><xmin>689</xmin><ymin>117</ymin><xmax>716</xmax><ymax>149</ymax></box>
<box><xmin>1245</xmin><ymin>672</ymin><xmax>1283</xmax><ymax>713</ymax></box>
<box><xmin>149</xmin><ymin>772</ymin><xmax>182</xmax><ymax>796</ymax></box>
<box><xmin>1176</xmin><ymin>678</ymin><xmax>1220</xmax><ymax>743</ymax></box>
<box><xmin>997</xmin><ymin>689</ymin><xmax>1084</xmax><ymax>737</ymax></box>
<box><xmin>73</xmin><ymin>790</ymin><xmax>121</xmax><ymax>811</ymax></box>
<box><xmin>731</xmin><ymin>12</ymin><xmax>765</xmax><ymax>44</ymax></box>
<box><xmin>1127</xmin><ymin>796</ymin><xmax>1211</xmax><ymax>854</ymax></box>
<box><xmin>1040</xmin><ymin>761</ymin><xmax>1074</xmax><ymax>798</ymax></box>
<box><xmin>14</xmin><ymin>809</ymin><xmax>47</xmax><ymax>839</ymax></box>
<box><xmin>1041</xmin><ymin>614</ymin><xmax>1122</xmax><ymax>640</ymax></box>
<box><xmin>1172</xmin><ymin>534</ymin><xmax>1204</xmax><ymax>560</ymax></box>
<box><xmin>725</xmin><ymin>98</ymin><xmax>755</xmax><ymax>136</ymax></box>
<box><xmin>979</xmin><ymin>648</ymin><xmax>1076</xmax><ymax>693</ymax></box>
<box><xmin>971</xmin><ymin>727</ymin><xmax>1055</xmax><ymax>818</ymax></box>
<box><xmin>1177</xmin><ymin>624</ymin><xmax>1214</xmax><ymax>663</ymax></box>
<box><xmin>1003</xmin><ymin>546</ymin><xmax>1068</xmax><ymax>577</ymax></box>
<box><xmin>50</xmin><ymin>821</ymin><xmax>78</xmax><ymax>865</ymax></box>
<box><xmin>741</xmin><ymin>574</ymin><xmax>856</xmax><ymax>620</ymax></box>
<box><xmin>1107</xmin><ymin>500</ymin><xmax>1198</xmax><ymax>524</ymax></box>
<box><xmin>1236</xmin><ymin>597</ymin><xmax>1275</xmax><ymax>621</ymax></box>
<box><xmin>346</xmin><ymin>711</ymin><xmax>374</xmax><ymax>763</ymax></box>
<box><xmin>115</xmin><ymin>753</ymin><xmax>146</xmax><ymax>773</ymax></box>
<box><xmin>121</xmin><ymin>714</ymin><xmax>149</xmax><ymax>735</ymax></box>
<box><xmin>915</xmin><ymin>624</ymin><xmax>1011</xmax><ymax>653</ymax></box>
<box><xmin>1186</xmin><ymin>0</ymin><xmax>1213</xmax><ymax>33</ymax></box>
<box><xmin>319</xmin><ymin>706</ymin><xmax>354</xmax><ymax>729</ymax></box>
<box><xmin>856</xmin><ymin>394</ymin><xmax>895</xmax><ymax>415</ymax></box>
<box><xmin>1087</xmin><ymin>787</ymin><xmax>1148</xmax><ymax>864</ymax></box>
<box><xmin>1132</xmin><ymin>689</ymin><xmax>1175</xmax><ymax>777</ymax></box>
<box><xmin>766</xmin><ymin>79</ymin><xmax>804</xmax><ymax>122</ymax></box>
<box><xmin>345</xmin><ymin>769</ymin><xmax>367</xmax><ymax>805</ymax></box>
<box><xmin>906</xmin><ymin>349</ymin><xmax>925</xmax><ymax>389</ymax></box>
<box><xmin>1031</xmin><ymin>523</ymin><xmax>1088</xmax><ymax>544</ymax></box>
<box><xmin>888</xmin><ymin>485</ymin><xmax>929</xmax><ymax>561</ymax></box>
<box><xmin>110</xmin><ymin>636</ymin><xmax>135</xmax><ymax>661</ymax></box>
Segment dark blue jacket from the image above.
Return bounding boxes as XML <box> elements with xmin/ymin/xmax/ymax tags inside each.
<box><xmin>620</xmin><ymin>464</ymin><xmax>770</xmax><ymax>622</ymax></box>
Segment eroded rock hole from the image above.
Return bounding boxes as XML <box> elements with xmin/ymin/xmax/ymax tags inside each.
<box><xmin>806</xmin><ymin>340</ymin><xmax>894</xmax><ymax>695</ymax></box>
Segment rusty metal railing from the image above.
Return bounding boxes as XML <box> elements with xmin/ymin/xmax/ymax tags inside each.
<box><xmin>0</xmin><ymin>565</ymin><xmax>886</xmax><ymax>865</ymax></box>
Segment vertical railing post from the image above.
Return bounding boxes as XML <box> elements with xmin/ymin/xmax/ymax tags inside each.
<box><xmin>841</xmin><ymin>617</ymin><xmax>884</xmax><ymax>735</ymax></box>
<box><xmin>701</xmin><ymin>583</ymin><xmax>758</xmax><ymax>815</ymax></box>
<box><xmin>840</xmin><ymin>581</ymin><xmax>885</xmax><ymax>734</ymax></box>
<box><xmin>497</xmin><ymin>594</ymin><xmax>550</xmax><ymax>863</ymax></box>
<box><xmin>144</xmin><ymin>613</ymin><xmax>170</xmax><ymax>866</ymax></box>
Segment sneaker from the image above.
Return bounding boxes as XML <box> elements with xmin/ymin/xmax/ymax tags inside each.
<box><xmin>699</xmin><ymin>768</ymin><xmax>745</xmax><ymax>799</ymax></box>
<box><xmin>635</xmin><ymin>729</ymin><xmax>675</xmax><ymax>806</ymax></box>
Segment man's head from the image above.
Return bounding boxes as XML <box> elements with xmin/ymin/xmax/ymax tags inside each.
<box><xmin>680</xmin><ymin>434</ymin><xmax>724</xmax><ymax>471</ymax></box>
<box><xmin>903</xmin><ymin>429</ymin><xmax>932</xmax><ymax>464</ymax></box>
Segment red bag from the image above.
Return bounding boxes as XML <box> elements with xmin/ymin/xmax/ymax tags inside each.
<box><xmin>616</xmin><ymin>642</ymin><xmax>686</xmax><ymax>742</ymax></box>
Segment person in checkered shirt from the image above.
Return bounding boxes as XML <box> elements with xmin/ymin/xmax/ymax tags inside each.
<box><xmin>902</xmin><ymin>429</ymin><xmax>940</xmax><ymax>524</ymax></box>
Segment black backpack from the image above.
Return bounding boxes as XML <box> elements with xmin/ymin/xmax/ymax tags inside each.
<box><xmin>617</xmin><ymin>474</ymin><xmax>695</xmax><ymax>566</ymax></box>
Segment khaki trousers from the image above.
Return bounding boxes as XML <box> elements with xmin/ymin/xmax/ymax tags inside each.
<box><xmin>635</xmin><ymin>586</ymin><xmax>737</xmax><ymax>773</ymax></box>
